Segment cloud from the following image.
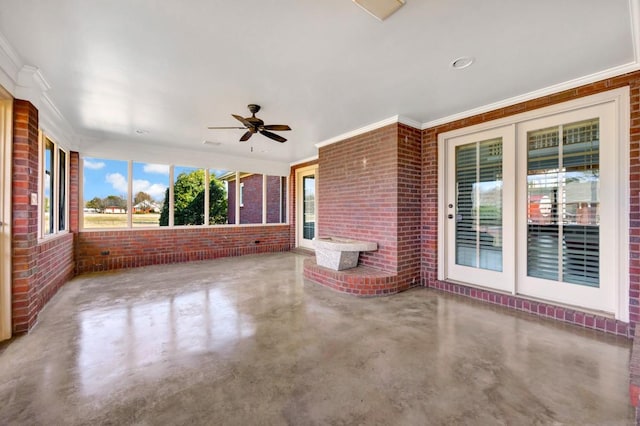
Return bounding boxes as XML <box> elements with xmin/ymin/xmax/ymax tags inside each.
<box><xmin>105</xmin><ymin>172</ymin><xmax>167</xmax><ymax>200</ymax></box>
<box><xmin>143</xmin><ymin>164</ymin><xmax>170</xmax><ymax>174</ymax></box>
<box><xmin>105</xmin><ymin>173</ymin><xmax>127</xmax><ymax>193</ymax></box>
<box><xmin>133</xmin><ymin>179</ymin><xmax>167</xmax><ymax>199</ymax></box>
<box><xmin>84</xmin><ymin>159</ymin><xmax>106</xmax><ymax>170</ymax></box>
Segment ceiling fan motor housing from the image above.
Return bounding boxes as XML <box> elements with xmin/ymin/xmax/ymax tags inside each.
<box><xmin>247</xmin><ymin>104</ymin><xmax>261</xmax><ymax>114</ymax></box>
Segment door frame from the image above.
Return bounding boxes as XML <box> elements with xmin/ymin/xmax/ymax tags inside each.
<box><xmin>295</xmin><ymin>164</ymin><xmax>318</xmax><ymax>250</ymax></box>
<box><xmin>438</xmin><ymin>87</ymin><xmax>630</xmax><ymax>320</ymax></box>
<box><xmin>0</xmin><ymin>90</ymin><xmax>12</xmax><ymax>341</ymax></box>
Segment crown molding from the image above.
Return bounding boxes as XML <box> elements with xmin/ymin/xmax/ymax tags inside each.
<box><xmin>0</xmin><ymin>32</ymin><xmax>22</xmax><ymax>94</ymax></box>
<box><xmin>290</xmin><ymin>155</ymin><xmax>318</xmax><ymax>167</ymax></box>
<box><xmin>421</xmin><ymin>61</ymin><xmax>640</xmax><ymax>130</ymax></box>
<box><xmin>398</xmin><ymin>116</ymin><xmax>421</xmax><ymax>129</ymax></box>
<box><xmin>315</xmin><ymin>115</ymin><xmax>420</xmax><ymax>149</ymax></box>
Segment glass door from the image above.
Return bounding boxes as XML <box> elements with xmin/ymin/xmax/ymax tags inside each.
<box><xmin>516</xmin><ymin>103</ymin><xmax>616</xmax><ymax>312</ymax></box>
<box><xmin>445</xmin><ymin>126</ymin><xmax>515</xmax><ymax>292</ymax></box>
<box><xmin>296</xmin><ymin>165</ymin><xmax>317</xmax><ymax>250</ymax></box>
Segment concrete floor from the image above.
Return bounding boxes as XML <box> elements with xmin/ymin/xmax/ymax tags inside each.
<box><xmin>0</xmin><ymin>252</ymin><xmax>634</xmax><ymax>425</ymax></box>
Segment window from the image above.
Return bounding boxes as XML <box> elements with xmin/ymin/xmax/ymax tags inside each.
<box><xmin>208</xmin><ymin>169</ymin><xmax>228</xmax><ymax>225</ymax></box>
<box><xmin>41</xmin><ymin>134</ymin><xmax>68</xmax><ymax>237</ymax></box>
<box><xmin>132</xmin><ymin>162</ymin><xmax>168</xmax><ymax>227</ymax></box>
<box><xmin>82</xmin><ymin>159</ymin><xmax>285</xmax><ymax>229</ymax></box>
<box><xmin>83</xmin><ymin>158</ymin><xmax>128</xmax><ymax>229</ymax></box>
<box><xmin>172</xmin><ymin>166</ymin><xmax>204</xmax><ymax>226</ymax></box>
<box><xmin>439</xmin><ymin>88</ymin><xmax>629</xmax><ymax>319</ymax></box>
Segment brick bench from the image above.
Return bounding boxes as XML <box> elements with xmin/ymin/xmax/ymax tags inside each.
<box><xmin>303</xmin><ymin>258</ymin><xmax>399</xmax><ymax>296</ymax></box>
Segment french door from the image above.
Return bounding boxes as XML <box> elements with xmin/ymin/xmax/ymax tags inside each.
<box><xmin>444</xmin><ymin>99</ymin><xmax>620</xmax><ymax>315</ymax></box>
<box><xmin>296</xmin><ymin>165</ymin><xmax>317</xmax><ymax>250</ymax></box>
<box><xmin>516</xmin><ymin>102</ymin><xmax>617</xmax><ymax>312</ymax></box>
<box><xmin>446</xmin><ymin>126</ymin><xmax>515</xmax><ymax>292</ymax></box>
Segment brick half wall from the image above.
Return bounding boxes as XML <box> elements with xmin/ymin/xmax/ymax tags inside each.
<box><xmin>76</xmin><ymin>225</ymin><xmax>290</xmax><ymax>274</ymax></box>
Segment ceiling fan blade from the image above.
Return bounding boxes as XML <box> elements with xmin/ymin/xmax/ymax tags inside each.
<box><xmin>239</xmin><ymin>130</ymin><xmax>253</xmax><ymax>142</ymax></box>
<box><xmin>232</xmin><ymin>114</ymin><xmax>252</xmax><ymax>128</ymax></box>
<box><xmin>260</xmin><ymin>130</ymin><xmax>287</xmax><ymax>143</ymax></box>
<box><xmin>207</xmin><ymin>126</ymin><xmax>246</xmax><ymax>129</ymax></box>
<box><xmin>262</xmin><ymin>124</ymin><xmax>291</xmax><ymax>131</ymax></box>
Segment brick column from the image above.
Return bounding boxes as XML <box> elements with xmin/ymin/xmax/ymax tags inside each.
<box><xmin>11</xmin><ymin>99</ymin><xmax>39</xmax><ymax>333</ymax></box>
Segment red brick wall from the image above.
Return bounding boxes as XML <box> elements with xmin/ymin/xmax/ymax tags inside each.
<box><xmin>239</xmin><ymin>174</ymin><xmax>263</xmax><ymax>224</ymax></box>
<box><xmin>75</xmin><ymin>225</ymin><xmax>290</xmax><ymax>273</ymax></box>
<box><xmin>34</xmin><ymin>233</ymin><xmax>74</xmax><ymax>313</ymax></box>
<box><xmin>316</xmin><ymin>123</ymin><xmax>422</xmax><ymax>288</ymax></box>
<box><xmin>421</xmin><ymin>70</ymin><xmax>640</xmax><ymax>336</ymax></box>
<box><xmin>397</xmin><ymin>124</ymin><xmax>422</xmax><ymax>288</ymax></box>
<box><xmin>319</xmin><ymin>124</ymin><xmax>399</xmax><ymax>272</ymax></box>
<box><xmin>11</xmin><ymin>99</ymin><xmax>40</xmax><ymax>332</ymax></box>
<box><xmin>266</xmin><ymin>175</ymin><xmax>285</xmax><ymax>223</ymax></box>
<box><xmin>227</xmin><ymin>174</ymin><xmax>284</xmax><ymax>224</ymax></box>
<box><xmin>11</xmin><ymin>99</ymin><xmax>76</xmax><ymax>333</ymax></box>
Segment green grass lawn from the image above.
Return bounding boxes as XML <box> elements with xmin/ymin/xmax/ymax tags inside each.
<box><xmin>84</xmin><ymin>213</ymin><xmax>161</xmax><ymax>228</ymax></box>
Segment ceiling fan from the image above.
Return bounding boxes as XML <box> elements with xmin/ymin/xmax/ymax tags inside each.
<box><xmin>208</xmin><ymin>104</ymin><xmax>292</xmax><ymax>143</ymax></box>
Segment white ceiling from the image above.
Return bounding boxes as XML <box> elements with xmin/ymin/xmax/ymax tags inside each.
<box><xmin>0</xmin><ymin>0</ymin><xmax>638</xmax><ymax>175</ymax></box>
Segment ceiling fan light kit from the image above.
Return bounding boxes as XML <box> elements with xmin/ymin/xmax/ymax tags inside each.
<box><xmin>208</xmin><ymin>104</ymin><xmax>292</xmax><ymax>143</ymax></box>
<box><xmin>353</xmin><ymin>0</ymin><xmax>405</xmax><ymax>21</ymax></box>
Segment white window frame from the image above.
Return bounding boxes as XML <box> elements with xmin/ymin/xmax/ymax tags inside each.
<box><xmin>438</xmin><ymin>87</ymin><xmax>630</xmax><ymax>321</ymax></box>
<box><xmin>40</xmin><ymin>132</ymin><xmax>69</xmax><ymax>239</ymax></box>
<box><xmin>80</xmin><ymin>159</ymin><xmax>288</xmax><ymax>229</ymax></box>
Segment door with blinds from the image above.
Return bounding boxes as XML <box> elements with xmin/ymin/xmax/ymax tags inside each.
<box><xmin>445</xmin><ymin>126</ymin><xmax>515</xmax><ymax>292</ymax></box>
<box><xmin>516</xmin><ymin>103</ymin><xmax>617</xmax><ymax>312</ymax></box>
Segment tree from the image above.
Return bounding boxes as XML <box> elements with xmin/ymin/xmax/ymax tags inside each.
<box><xmin>103</xmin><ymin>195</ymin><xmax>127</xmax><ymax>211</ymax></box>
<box><xmin>86</xmin><ymin>196</ymin><xmax>105</xmax><ymax>212</ymax></box>
<box><xmin>159</xmin><ymin>170</ymin><xmax>227</xmax><ymax>226</ymax></box>
<box><xmin>134</xmin><ymin>191</ymin><xmax>153</xmax><ymax>205</ymax></box>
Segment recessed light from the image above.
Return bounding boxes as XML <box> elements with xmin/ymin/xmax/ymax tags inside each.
<box><xmin>451</xmin><ymin>56</ymin><xmax>475</xmax><ymax>70</ymax></box>
<box><xmin>202</xmin><ymin>140</ymin><xmax>221</xmax><ymax>146</ymax></box>
<box><xmin>135</xmin><ymin>129</ymin><xmax>149</xmax><ymax>134</ymax></box>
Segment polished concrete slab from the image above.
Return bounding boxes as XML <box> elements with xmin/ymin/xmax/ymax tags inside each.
<box><xmin>0</xmin><ymin>252</ymin><xmax>633</xmax><ymax>425</ymax></box>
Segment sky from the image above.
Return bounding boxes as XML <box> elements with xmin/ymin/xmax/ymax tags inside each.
<box><xmin>83</xmin><ymin>158</ymin><xmax>228</xmax><ymax>202</ymax></box>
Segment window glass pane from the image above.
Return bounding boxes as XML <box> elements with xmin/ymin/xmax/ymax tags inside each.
<box><xmin>83</xmin><ymin>158</ymin><xmax>128</xmax><ymax>228</ymax></box>
<box><xmin>58</xmin><ymin>150</ymin><xmax>66</xmax><ymax>231</ymax></box>
<box><xmin>527</xmin><ymin>126</ymin><xmax>560</xmax><ymax>280</ymax></box>
<box><xmin>526</xmin><ymin>119</ymin><xmax>599</xmax><ymax>287</ymax></box>
<box><xmin>44</xmin><ymin>139</ymin><xmax>54</xmax><ymax>235</ymax></box>
<box><xmin>454</xmin><ymin>138</ymin><xmax>503</xmax><ymax>271</ymax></box>
<box><xmin>171</xmin><ymin>167</ymin><xmax>204</xmax><ymax>226</ymax></box>
<box><xmin>239</xmin><ymin>173</ymin><xmax>263</xmax><ymax>224</ymax></box>
<box><xmin>132</xmin><ymin>162</ymin><xmax>168</xmax><ymax>227</ymax></box>
<box><xmin>562</xmin><ymin>119</ymin><xmax>599</xmax><ymax>287</ymax></box>
<box><xmin>266</xmin><ymin>176</ymin><xmax>286</xmax><ymax>224</ymax></box>
<box><xmin>208</xmin><ymin>169</ymin><xmax>228</xmax><ymax>225</ymax></box>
